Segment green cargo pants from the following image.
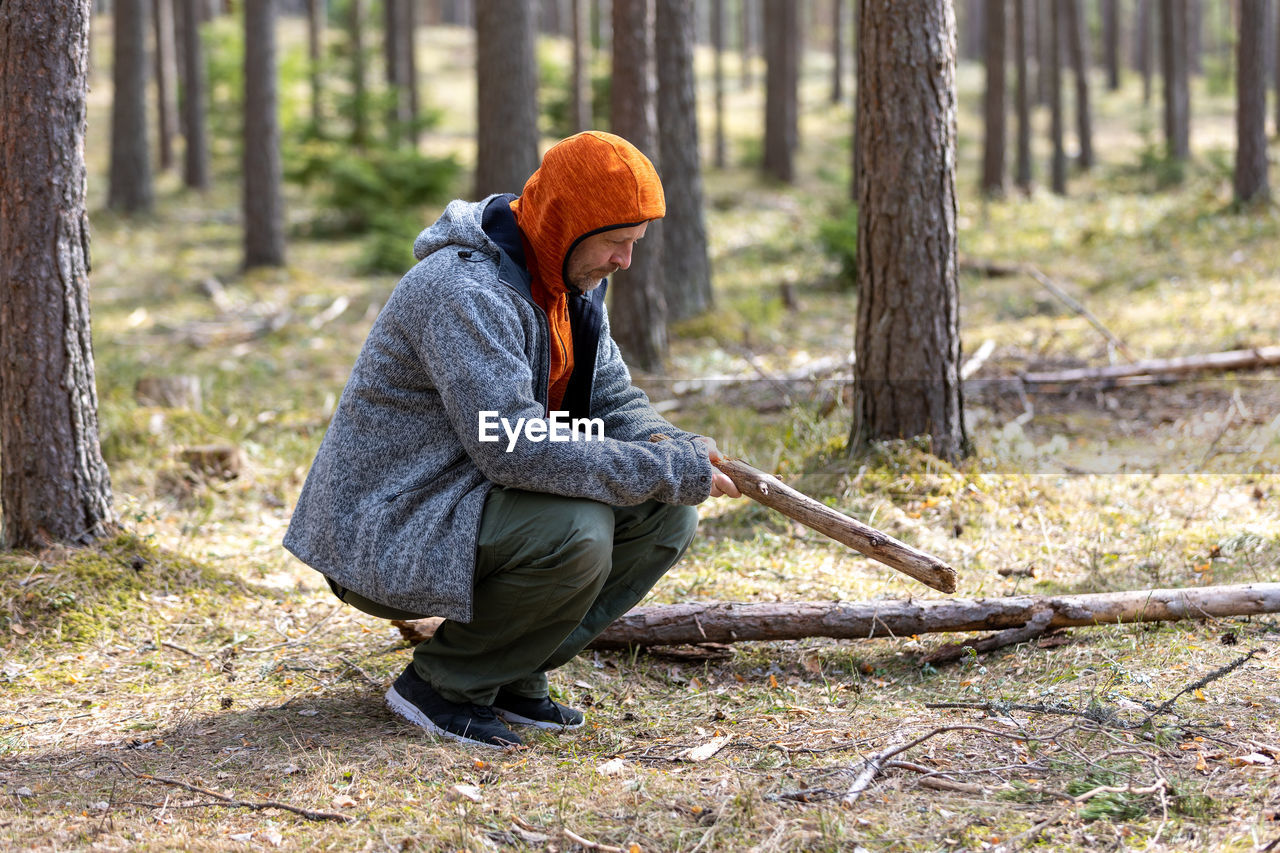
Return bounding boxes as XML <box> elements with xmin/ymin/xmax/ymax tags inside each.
<box><xmin>328</xmin><ymin>485</ymin><xmax>699</xmax><ymax>705</ymax></box>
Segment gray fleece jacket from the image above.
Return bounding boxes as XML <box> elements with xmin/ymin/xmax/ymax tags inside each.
<box><xmin>283</xmin><ymin>197</ymin><xmax>713</xmax><ymax>621</ymax></box>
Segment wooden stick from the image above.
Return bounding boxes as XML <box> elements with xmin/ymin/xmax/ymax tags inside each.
<box><xmin>708</xmin><ymin>454</ymin><xmax>958</xmax><ymax>593</ymax></box>
<box><xmin>393</xmin><ymin>583</ymin><xmax>1280</xmax><ymax>649</ymax></box>
<box><xmin>1022</xmin><ymin>345</ymin><xmax>1280</xmax><ymax>385</ymax></box>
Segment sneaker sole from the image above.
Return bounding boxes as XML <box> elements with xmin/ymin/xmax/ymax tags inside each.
<box><xmin>494</xmin><ymin>707</ymin><xmax>585</xmax><ymax>731</ymax></box>
<box><xmin>385</xmin><ymin>685</ymin><xmax>518</xmax><ymax>749</ymax></box>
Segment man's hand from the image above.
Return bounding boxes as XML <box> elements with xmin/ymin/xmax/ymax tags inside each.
<box><xmin>693</xmin><ymin>437</ymin><xmax>741</xmax><ymax>499</ymax></box>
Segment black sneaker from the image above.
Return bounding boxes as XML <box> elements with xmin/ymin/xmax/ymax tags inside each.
<box><xmin>494</xmin><ymin>688</ymin><xmax>585</xmax><ymax>730</ymax></box>
<box><xmin>385</xmin><ymin>664</ymin><xmax>522</xmax><ymax>749</ymax></box>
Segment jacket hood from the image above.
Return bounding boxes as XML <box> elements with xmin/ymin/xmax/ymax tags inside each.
<box><xmin>508</xmin><ymin>131</ymin><xmax>666</xmax><ymax>295</ymax></box>
<box><xmin>413</xmin><ymin>197</ymin><xmax>503</xmax><ymax>262</ymax></box>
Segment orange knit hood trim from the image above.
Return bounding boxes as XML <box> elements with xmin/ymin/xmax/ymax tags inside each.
<box><xmin>509</xmin><ymin>131</ymin><xmax>666</xmax><ymax>298</ymax></box>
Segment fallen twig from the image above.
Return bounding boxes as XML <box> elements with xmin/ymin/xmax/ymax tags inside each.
<box><xmin>105</xmin><ymin>759</ymin><xmax>354</xmax><ymax>823</ymax></box>
<box><xmin>1140</xmin><ymin>647</ymin><xmax>1267</xmax><ymax>726</ymax></box>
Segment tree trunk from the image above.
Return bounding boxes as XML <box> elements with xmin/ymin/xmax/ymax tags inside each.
<box><xmin>1014</xmin><ymin>0</ymin><xmax>1032</xmax><ymax>191</ymax></box>
<box><xmin>108</xmin><ymin>0</ymin><xmax>154</xmax><ymax>212</ymax></box>
<box><xmin>1102</xmin><ymin>0</ymin><xmax>1121</xmax><ymax>89</ymax></box>
<box><xmin>832</xmin><ymin>0</ymin><xmax>845</xmax><ymax>103</ymax></box>
<box><xmin>762</xmin><ymin>0</ymin><xmax>799</xmax><ymax>182</ymax></box>
<box><xmin>396</xmin><ymin>584</ymin><xmax>1280</xmax><ymax>649</ymax></box>
<box><xmin>1049</xmin><ymin>0</ymin><xmax>1066</xmax><ymax>193</ymax></box>
<box><xmin>178</xmin><ymin>0</ymin><xmax>209</xmax><ymax>189</ymax></box>
<box><xmin>152</xmin><ymin>0</ymin><xmax>179</xmax><ymax>171</ymax></box>
<box><xmin>243</xmin><ymin>0</ymin><xmax>285</xmax><ymax>268</ymax></box>
<box><xmin>0</xmin><ymin>0</ymin><xmax>116</xmax><ymax>548</ymax></box>
<box><xmin>1161</xmin><ymin>0</ymin><xmax>1190</xmax><ymax>159</ymax></box>
<box><xmin>609</xmin><ymin>0</ymin><xmax>666</xmax><ymax>371</ymax></box>
<box><xmin>474</xmin><ymin>0</ymin><xmax>540</xmax><ymax>195</ymax></box>
<box><xmin>656</xmin><ymin>0</ymin><xmax>712</xmax><ymax>322</ymax></box>
<box><xmin>1063</xmin><ymin>0</ymin><xmax>1093</xmax><ymax>169</ymax></box>
<box><xmin>981</xmin><ymin>0</ymin><xmax>1006</xmax><ymax>195</ymax></box>
<box><xmin>570</xmin><ymin>0</ymin><xmax>591</xmax><ymax>132</ymax></box>
<box><xmin>1234</xmin><ymin>0</ymin><xmax>1271</xmax><ymax>204</ymax></box>
<box><xmin>1136</xmin><ymin>0</ymin><xmax>1154</xmax><ymax>104</ymax></box>
<box><xmin>306</xmin><ymin>0</ymin><xmax>324</xmax><ymax>128</ymax></box>
<box><xmin>711</xmin><ymin>0</ymin><xmax>727</xmax><ymax>168</ymax></box>
<box><xmin>851</xmin><ymin>0</ymin><xmax>966</xmax><ymax>463</ymax></box>
<box><xmin>401</xmin><ymin>0</ymin><xmax>419</xmax><ymax>145</ymax></box>
<box><xmin>349</xmin><ymin>0</ymin><xmax>369</xmax><ymax>147</ymax></box>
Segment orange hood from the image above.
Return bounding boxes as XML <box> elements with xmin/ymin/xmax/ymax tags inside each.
<box><xmin>509</xmin><ymin>131</ymin><xmax>666</xmax><ymax>296</ymax></box>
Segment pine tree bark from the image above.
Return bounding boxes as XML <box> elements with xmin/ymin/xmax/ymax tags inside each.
<box><xmin>243</xmin><ymin>0</ymin><xmax>285</xmax><ymax>268</ymax></box>
<box><xmin>609</xmin><ymin>0</ymin><xmax>666</xmax><ymax>371</ymax></box>
<box><xmin>178</xmin><ymin>0</ymin><xmax>210</xmax><ymax>189</ymax></box>
<box><xmin>1161</xmin><ymin>0</ymin><xmax>1190</xmax><ymax>159</ymax></box>
<box><xmin>570</xmin><ymin>0</ymin><xmax>591</xmax><ymax>132</ymax></box>
<box><xmin>851</xmin><ymin>0</ymin><xmax>966</xmax><ymax>463</ymax></box>
<box><xmin>1014</xmin><ymin>0</ymin><xmax>1032</xmax><ymax>191</ymax></box>
<box><xmin>711</xmin><ymin>0</ymin><xmax>727</xmax><ymax>168</ymax></box>
<box><xmin>474</xmin><ymin>0</ymin><xmax>540</xmax><ymax>195</ymax></box>
<box><xmin>1102</xmin><ymin>0</ymin><xmax>1121</xmax><ymax>90</ymax></box>
<box><xmin>1235</xmin><ymin>0</ymin><xmax>1270</xmax><ymax>204</ymax></box>
<box><xmin>656</xmin><ymin>0</ymin><xmax>712</xmax><ymax>322</ymax></box>
<box><xmin>1063</xmin><ymin>0</ymin><xmax>1093</xmax><ymax>169</ymax></box>
<box><xmin>981</xmin><ymin>0</ymin><xmax>1006</xmax><ymax>196</ymax></box>
<box><xmin>1049</xmin><ymin>0</ymin><xmax>1066</xmax><ymax>193</ymax></box>
<box><xmin>108</xmin><ymin>0</ymin><xmax>154</xmax><ymax>212</ymax></box>
<box><xmin>153</xmin><ymin>0</ymin><xmax>179</xmax><ymax>171</ymax></box>
<box><xmin>0</xmin><ymin>0</ymin><xmax>116</xmax><ymax>548</ymax></box>
<box><xmin>762</xmin><ymin>0</ymin><xmax>798</xmax><ymax>182</ymax></box>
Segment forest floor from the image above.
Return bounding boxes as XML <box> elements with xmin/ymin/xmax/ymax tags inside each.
<box><xmin>3</xmin><ymin>19</ymin><xmax>1280</xmax><ymax>853</ymax></box>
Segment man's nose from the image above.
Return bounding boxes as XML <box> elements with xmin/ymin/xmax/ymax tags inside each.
<box><xmin>612</xmin><ymin>243</ymin><xmax>634</xmax><ymax>270</ymax></box>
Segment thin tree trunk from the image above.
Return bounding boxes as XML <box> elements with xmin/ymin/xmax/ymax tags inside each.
<box><xmin>570</xmin><ymin>0</ymin><xmax>591</xmax><ymax>132</ymax></box>
<box><xmin>350</xmin><ymin>0</ymin><xmax>369</xmax><ymax>147</ymax></box>
<box><xmin>243</xmin><ymin>0</ymin><xmax>285</xmax><ymax>268</ymax></box>
<box><xmin>657</xmin><ymin>0</ymin><xmax>712</xmax><ymax>321</ymax></box>
<box><xmin>852</xmin><ymin>0</ymin><xmax>966</xmax><ymax>463</ymax></box>
<box><xmin>306</xmin><ymin>0</ymin><xmax>324</xmax><ymax>129</ymax></box>
<box><xmin>401</xmin><ymin>0</ymin><xmax>419</xmax><ymax>144</ymax></box>
<box><xmin>981</xmin><ymin>0</ymin><xmax>1006</xmax><ymax>195</ymax></box>
<box><xmin>712</xmin><ymin>0</ymin><xmax>727</xmax><ymax>167</ymax></box>
<box><xmin>1137</xmin><ymin>0</ymin><xmax>1154</xmax><ymax>104</ymax></box>
<box><xmin>1103</xmin><ymin>0</ymin><xmax>1121</xmax><ymax>89</ymax></box>
<box><xmin>153</xmin><ymin>0</ymin><xmax>179</xmax><ymax>171</ymax></box>
<box><xmin>1235</xmin><ymin>0</ymin><xmax>1270</xmax><ymax>204</ymax></box>
<box><xmin>108</xmin><ymin>0</ymin><xmax>154</xmax><ymax>212</ymax></box>
<box><xmin>1049</xmin><ymin>0</ymin><xmax>1066</xmax><ymax>193</ymax></box>
<box><xmin>609</xmin><ymin>0</ymin><xmax>666</xmax><ymax>371</ymax></box>
<box><xmin>832</xmin><ymin>0</ymin><xmax>845</xmax><ymax>103</ymax></box>
<box><xmin>762</xmin><ymin>0</ymin><xmax>798</xmax><ymax>182</ymax></box>
<box><xmin>0</xmin><ymin>0</ymin><xmax>116</xmax><ymax>548</ymax></box>
<box><xmin>1161</xmin><ymin>0</ymin><xmax>1190</xmax><ymax>159</ymax></box>
<box><xmin>1064</xmin><ymin>0</ymin><xmax>1094</xmax><ymax>169</ymax></box>
<box><xmin>1014</xmin><ymin>0</ymin><xmax>1032</xmax><ymax>191</ymax></box>
<box><xmin>474</xmin><ymin>0</ymin><xmax>540</xmax><ymax>195</ymax></box>
<box><xmin>179</xmin><ymin>0</ymin><xmax>209</xmax><ymax>189</ymax></box>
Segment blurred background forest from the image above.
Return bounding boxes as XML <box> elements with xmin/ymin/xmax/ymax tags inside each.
<box><xmin>2</xmin><ymin>0</ymin><xmax>1280</xmax><ymax>850</ymax></box>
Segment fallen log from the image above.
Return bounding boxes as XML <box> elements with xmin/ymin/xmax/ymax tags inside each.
<box><xmin>391</xmin><ymin>583</ymin><xmax>1280</xmax><ymax>649</ymax></box>
<box><xmin>1022</xmin><ymin>346</ymin><xmax>1280</xmax><ymax>385</ymax></box>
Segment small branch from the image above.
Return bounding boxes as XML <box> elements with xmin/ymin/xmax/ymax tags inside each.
<box><xmin>105</xmin><ymin>759</ymin><xmax>354</xmax><ymax>823</ymax></box>
<box><xmin>1140</xmin><ymin>648</ymin><xmax>1266</xmax><ymax>727</ymax></box>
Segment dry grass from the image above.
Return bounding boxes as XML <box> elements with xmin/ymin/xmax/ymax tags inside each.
<box><xmin>2</xmin><ymin>15</ymin><xmax>1279</xmax><ymax>853</ymax></box>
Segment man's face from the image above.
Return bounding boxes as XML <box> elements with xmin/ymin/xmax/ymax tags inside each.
<box><xmin>564</xmin><ymin>222</ymin><xmax>649</xmax><ymax>293</ymax></box>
